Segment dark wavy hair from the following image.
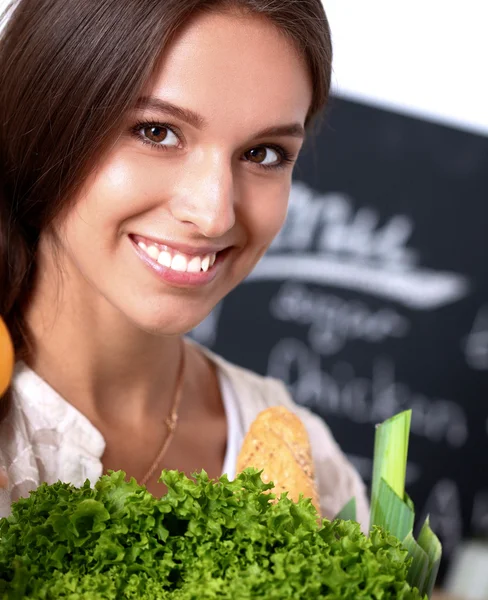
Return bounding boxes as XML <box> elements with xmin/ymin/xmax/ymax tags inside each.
<box><xmin>0</xmin><ymin>0</ymin><xmax>332</xmax><ymax>418</ymax></box>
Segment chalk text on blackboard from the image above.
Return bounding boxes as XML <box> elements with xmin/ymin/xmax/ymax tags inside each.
<box><xmin>268</xmin><ymin>338</ymin><xmax>468</xmax><ymax>448</ymax></box>
<box><xmin>270</xmin><ymin>282</ymin><xmax>409</xmax><ymax>355</ymax></box>
<box><xmin>249</xmin><ymin>181</ymin><xmax>470</xmax><ymax>310</ymax></box>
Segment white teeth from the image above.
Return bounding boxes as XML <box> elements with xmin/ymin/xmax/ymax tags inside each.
<box><xmin>187</xmin><ymin>256</ymin><xmax>202</xmax><ymax>273</ymax></box>
<box><xmin>147</xmin><ymin>245</ymin><xmax>160</xmax><ymax>260</ymax></box>
<box><xmin>171</xmin><ymin>254</ymin><xmax>188</xmax><ymax>272</ymax></box>
<box><xmin>138</xmin><ymin>240</ymin><xmax>218</xmax><ymax>273</ymax></box>
<box><xmin>201</xmin><ymin>255</ymin><xmax>210</xmax><ymax>272</ymax></box>
<box><xmin>157</xmin><ymin>250</ymin><xmax>172</xmax><ymax>268</ymax></box>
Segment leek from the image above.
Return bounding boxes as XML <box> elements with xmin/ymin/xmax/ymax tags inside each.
<box><xmin>370</xmin><ymin>477</ymin><xmax>414</xmax><ymax>542</ymax></box>
<box><xmin>403</xmin><ymin>531</ymin><xmax>429</xmax><ymax>593</ymax></box>
<box><xmin>371</xmin><ymin>410</ymin><xmax>411</xmax><ymax>510</ymax></box>
<box><xmin>369</xmin><ymin>409</ymin><xmax>442</xmax><ymax>598</ymax></box>
<box><xmin>417</xmin><ymin>517</ymin><xmax>442</xmax><ymax>598</ymax></box>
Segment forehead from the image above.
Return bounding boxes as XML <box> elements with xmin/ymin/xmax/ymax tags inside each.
<box><xmin>146</xmin><ymin>10</ymin><xmax>313</xmax><ymax>133</ymax></box>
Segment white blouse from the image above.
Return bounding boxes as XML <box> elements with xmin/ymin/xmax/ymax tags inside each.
<box><xmin>0</xmin><ymin>342</ymin><xmax>370</xmax><ymax>531</ymax></box>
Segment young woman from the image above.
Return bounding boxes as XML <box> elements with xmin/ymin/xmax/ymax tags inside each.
<box><xmin>0</xmin><ymin>0</ymin><xmax>369</xmax><ymax>528</ymax></box>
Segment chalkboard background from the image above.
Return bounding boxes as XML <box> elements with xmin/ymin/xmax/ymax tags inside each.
<box><xmin>191</xmin><ymin>96</ymin><xmax>488</xmax><ymax>580</ymax></box>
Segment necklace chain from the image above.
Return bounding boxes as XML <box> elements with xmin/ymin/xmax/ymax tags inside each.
<box><xmin>140</xmin><ymin>340</ymin><xmax>186</xmax><ymax>486</ymax></box>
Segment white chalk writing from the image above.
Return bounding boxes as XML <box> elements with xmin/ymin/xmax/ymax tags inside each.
<box><xmin>267</xmin><ymin>338</ymin><xmax>468</xmax><ymax>447</ymax></box>
<box><xmin>246</xmin><ymin>181</ymin><xmax>470</xmax><ymax>310</ymax></box>
<box><xmin>272</xmin><ymin>183</ymin><xmax>417</xmax><ymax>266</ymax></box>
<box><xmin>270</xmin><ymin>282</ymin><xmax>409</xmax><ymax>355</ymax></box>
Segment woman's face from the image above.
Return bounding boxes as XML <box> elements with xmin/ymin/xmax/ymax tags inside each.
<box><xmin>50</xmin><ymin>10</ymin><xmax>313</xmax><ymax>335</ymax></box>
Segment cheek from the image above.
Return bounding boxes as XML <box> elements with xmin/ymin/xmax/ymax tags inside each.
<box><xmin>243</xmin><ymin>180</ymin><xmax>290</xmax><ymax>244</ymax></box>
<box><xmin>88</xmin><ymin>157</ymin><xmax>151</xmax><ymax>224</ymax></box>
<box><xmin>65</xmin><ymin>154</ymin><xmax>161</xmax><ymax>243</ymax></box>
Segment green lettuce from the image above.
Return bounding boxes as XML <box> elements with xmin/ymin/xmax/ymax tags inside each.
<box><xmin>0</xmin><ymin>469</ymin><xmax>425</xmax><ymax>599</ymax></box>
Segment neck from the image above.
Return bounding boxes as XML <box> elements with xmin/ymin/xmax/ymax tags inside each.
<box><xmin>24</xmin><ymin>258</ymin><xmax>185</xmax><ymax>428</ymax></box>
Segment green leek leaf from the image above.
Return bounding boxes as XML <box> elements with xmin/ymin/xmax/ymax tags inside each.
<box><xmin>370</xmin><ymin>477</ymin><xmax>414</xmax><ymax>541</ymax></box>
<box><xmin>417</xmin><ymin>516</ymin><xmax>442</xmax><ymax>598</ymax></box>
<box><xmin>371</xmin><ymin>410</ymin><xmax>411</xmax><ymax>509</ymax></box>
<box><xmin>403</xmin><ymin>530</ymin><xmax>429</xmax><ymax>594</ymax></box>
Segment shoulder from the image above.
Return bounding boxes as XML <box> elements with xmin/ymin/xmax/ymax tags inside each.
<box><xmin>193</xmin><ymin>341</ymin><xmax>370</xmax><ymax>531</ymax></box>
<box><xmin>0</xmin><ymin>378</ymin><xmax>41</xmax><ymax>517</ymax></box>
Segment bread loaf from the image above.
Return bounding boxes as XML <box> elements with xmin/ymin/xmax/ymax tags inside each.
<box><xmin>236</xmin><ymin>406</ymin><xmax>320</xmax><ymax>513</ymax></box>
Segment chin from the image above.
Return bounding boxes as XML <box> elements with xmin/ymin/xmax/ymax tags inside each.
<box><xmin>126</xmin><ymin>306</ymin><xmax>208</xmax><ymax>338</ymax></box>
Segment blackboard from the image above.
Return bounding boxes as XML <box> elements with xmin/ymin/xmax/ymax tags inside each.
<box><xmin>190</xmin><ymin>96</ymin><xmax>488</xmax><ymax>580</ymax></box>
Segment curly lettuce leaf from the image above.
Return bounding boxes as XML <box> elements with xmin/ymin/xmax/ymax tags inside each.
<box><xmin>0</xmin><ymin>469</ymin><xmax>426</xmax><ymax>599</ymax></box>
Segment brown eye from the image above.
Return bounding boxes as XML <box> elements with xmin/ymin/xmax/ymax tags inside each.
<box><xmin>144</xmin><ymin>126</ymin><xmax>167</xmax><ymax>143</ymax></box>
<box><xmin>244</xmin><ymin>146</ymin><xmax>280</xmax><ymax>166</ymax></box>
<box><xmin>138</xmin><ymin>124</ymin><xmax>179</xmax><ymax>147</ymax></box>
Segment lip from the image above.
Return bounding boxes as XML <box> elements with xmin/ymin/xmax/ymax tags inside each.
<box><xmin>130</xmin><ymin>234</ymin><xmax>228</xmax><ymax>257</ymax></box>
<box><xmin>129</xmin><ymin>235</ymin><xmax>229</xmax><ymax>287</ymax></box>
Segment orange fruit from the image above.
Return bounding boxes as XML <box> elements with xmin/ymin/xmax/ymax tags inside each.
<box><xmin>0</xmin><ymin>317</ymin><xmax>14</xmax><ymax>397</ymax></box>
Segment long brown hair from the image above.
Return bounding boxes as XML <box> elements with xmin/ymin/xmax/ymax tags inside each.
<box><xmin>0</xmin><ymin>0</ymin><xmax>332</xmax><ymax>418</ymax></box>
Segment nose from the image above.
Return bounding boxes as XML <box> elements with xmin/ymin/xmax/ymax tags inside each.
<box><xmin>171</xmin><ymin>149</ymin><xmax>236</xmax><ymax>238</ymax></box>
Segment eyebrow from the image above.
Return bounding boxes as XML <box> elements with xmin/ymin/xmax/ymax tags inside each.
<box><xmin>135</xmin><ymin>96</ymin><xmax>305</xmax><ymax>140</ymax></box>
<box><xmin>136</xmin><ymin>96</ymin><xmax>205</xmax><ymax>129</ymax></box>
<box><xmin>253</xmin><ymin>123</ymin><xmax>305</xmax><ymax>139</ymax></box>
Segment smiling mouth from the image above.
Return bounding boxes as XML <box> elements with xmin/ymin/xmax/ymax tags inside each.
<box><xmin>131</xmin><ymin>235</ymin><xmax>219</xmax><ymax>274</ymax></box>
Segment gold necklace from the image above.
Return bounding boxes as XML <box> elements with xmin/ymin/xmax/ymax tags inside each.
<box><xmin>140</xmin><ymin>340</ymin><xmax>186</xmax><ymax>486</ymax></box>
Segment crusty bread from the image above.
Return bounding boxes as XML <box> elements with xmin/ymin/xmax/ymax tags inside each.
<box><xmin>236</xmin><ymin>406</ymin><xmax>320</xmax><ymax>513</ymax></box>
